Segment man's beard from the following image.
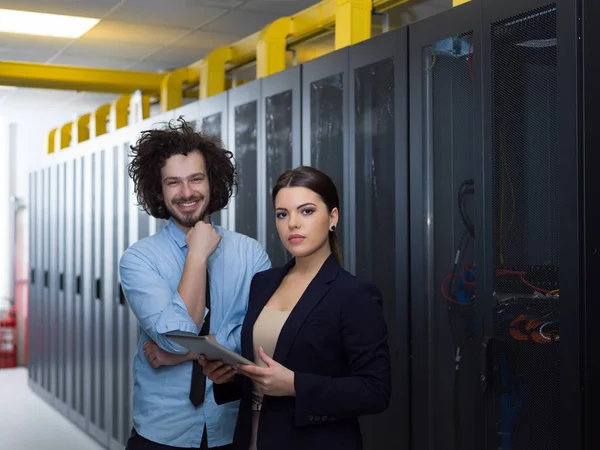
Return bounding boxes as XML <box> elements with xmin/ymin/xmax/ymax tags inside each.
<box><xmin>166</xmin><ymin>195</ymin><xmax>209</xmax><ymax>228</ymax></box>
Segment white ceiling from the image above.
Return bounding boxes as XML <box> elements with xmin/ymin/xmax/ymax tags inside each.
<box><xmin>0</xmin><ymin>0</ymin><xmax>451</xmax><ymax>117</ymax></box>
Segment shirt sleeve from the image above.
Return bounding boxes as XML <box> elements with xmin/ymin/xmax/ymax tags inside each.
<box><xmin>214</xmin><ymin>240</ymin><xmax>272</xmax><ymax>353</ymax></box>
<box><xmin>119</xmin><ymin>246</ymin><xmax>208</xmax><ymax>354</ymax></box>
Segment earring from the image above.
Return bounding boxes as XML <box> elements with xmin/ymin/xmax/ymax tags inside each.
<box><xmin>330</xmin><ymin>225</ymin><xmax>336</xmax><ymax>232</ymax></box>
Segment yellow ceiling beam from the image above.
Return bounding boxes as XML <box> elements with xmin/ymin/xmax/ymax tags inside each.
<box><xmin>200</xmin><ymin>47</ymin><xmax>234</xmax><ymax>100</ymax></box>
<box><xmin>335</xmin><ymin>0</ymin><xmax>373</xmax><ymax>49</ymax></box>
<box><xmin>257</xmin><ymin>17</ymin><xmax>293</xmax><ymax>79</ymax></box>
<box><xmin>186</xmin><ymin>0</ymin><xmax>409</xmax><ymax>82</ymax></box>
<box><xmin>0</xmin><ymin>60</ymin><xmax>165</xmax><ymax>94</ymax></box>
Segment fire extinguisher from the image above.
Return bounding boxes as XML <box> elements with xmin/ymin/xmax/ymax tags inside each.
<box><xmin>0</xmin><ymin>306</ymin><xmax>17</xmax><ymax>369</ymax></box>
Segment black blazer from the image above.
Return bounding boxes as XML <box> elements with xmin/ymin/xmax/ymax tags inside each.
<box><xmin>215</xmin><ymin>253</ymin><xmax>391</xmax><ymax>450</ymax></box>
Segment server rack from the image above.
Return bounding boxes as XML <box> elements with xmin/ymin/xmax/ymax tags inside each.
<box><xmin>82</xmin><ymin>152</ymin><xmax>94</xmax><ymax>436</ymax></box>
<box><xmin>198</xmin><ymin>91</ymin><xmax>230</xmax><ymax>229</ymax></box>
<box><xmin>25</xmin><ymin>2</ymin><xmax>598</xmax><ymax>448</ymax></box>
<box><xmin>90</xmin><ymin>150</ymin><xmax>108</xmax><ymax>444</ymax></box>
<box><xmin>480</xmin><ymin>1</ymin><xmax>561</xmax><ymax>449</ymax></box>
<box><xmin>228</xmin><ymin>81</ymin><xmax>261</xmax><ymax>242</ymax></box>
<box><xmin>64</xmin><ymin>158</ymin><xmax>76</xmax><ymax>424</ymax></box>
<box><xmin>260</xmin><ymin>65</ymin><xmax>302</xmax><ymax>267</ymax></box>
<box><xmin>42</xmin><ymin>167</ymin><xmax>50</xmax><ymax>394</ymax></box>
<box><xmin>57</xmin><ymin>161</ymin><xmax>67</xmax><ymax>413</ymax></box>
<box><xmin>102</xmin><ymin>142</ymin><xmax>117</xmax><ymax>450</ymax></box>
<box><xmin>47</xmin><ymin>164</ymin><xmax>57</xmax><ymax>401</ymax></box>
<box><xmin>301</xmin><ymin>47</ymin><xmax>350</xmax><ymax>266</ymax></box>
<box><xmin>348</xmin><ymin>25</ymin><xmax>410</xmax><ymax>450</ymax></box>
<box><xmin>27</xmin><ymin>172</ymin><xmax>38</xmax><ymax>385</ymax></box>
<box><xmin>408</xmin><ymin>3</ymin><xmax>482</xmax><ymax>450</ymax></box>
<box><xmin>73</xmin><ymin>155</ymin><xmax>86</xmax><ymax>430</ymax></box>
<box><xmin>110</xmin><ymin>141</ymin><xmax>132</xmax><ymax>449</ymax></box>
<box><xmin>579</xmin><ymin>1</ymin><xmax>600</xmax><ymax>446</ymax></box>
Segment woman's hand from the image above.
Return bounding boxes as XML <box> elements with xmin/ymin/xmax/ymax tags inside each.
<box><xmin>198</xmin><ymin>356</ymin><xmax>237</xmax><ymax>384</ymax></box>
<box><xmin>237</xmin><ymin>347</ymin><xmax>295</xmax><ymax>397</ymax></box>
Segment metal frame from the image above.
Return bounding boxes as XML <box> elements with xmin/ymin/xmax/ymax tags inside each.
<box><xmin>102</xmin><ymin>144</ymin><xmax>116</xmax><ymax>450</ymax></box>
<box><xmin>28</xmin><ymin>171</ymin><xmax>38</xmax><ymax>385</ymax></box>
<box><xmin>109</xmin><ymin>143</ymin><xmax>125</xmax><ymax>450</ymax></box>
<box><xmin>42</xmin><ymin>167</ymin><xmax>50</xmax><ymax>393</ymax></box>
<box><xmin>73</xmin><ymin>155</ymin><xmax>86</xmax><ymax>430</ymax></box>
<box><xmin>260</xmin><ymin>65</ymin><xmax>302</xmax><ymax>266</ymax></box>
<box><xmin>408</xmin><ymin>3</ymin><xmax>483</xmax><ymax>450</ymax></box>
<box><xmin>64</xmin><ymin>158</ymin><xmax>75</xmax><ymax>423</ymax></box>
<box><xmin>556</xmin><ymin>0</ymin><xmax>583</xmax><ymax>448</ymax></box>
<box><xmin>126</xmin><ymin>140</ymin><xmax>140</xmax><ymax>448</ymax></box>
<box><xmin>199</xmin><ymin>91</ymin><xmax>230</xmax><ymax>229</ymax></box>
<box><xmin>301</xmin><ymin>46</ymin><xmax>351</xmax><ymax>267</ymax></box>
<box><xmin>228</xmin><ymin>81</ymin><xmax>262</xmax><ymax>242</ymax></box>
<box><xmin>57</xmin><ymin>161</ymin><xmax>67</xmax><ymax>413</ymax></box>
<box><xmin>82</xmin><ymin>152</ymin><xmax>94</xmax><ymax>436</ymax></box>
<box><xmin>579</xmin><ymin>0</ymin><xmax>599</xmax><ymax>446</ymax></box>
<box><xmin>348</xmin><ymin>24</ymin><xmax>410</xmax><ymax>450</ymax></box>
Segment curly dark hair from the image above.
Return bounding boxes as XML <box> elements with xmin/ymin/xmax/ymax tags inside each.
<box><xmin>128</xmin><ymin>116</ymin><xmax>236</xmax><ymax>219</ymax></box>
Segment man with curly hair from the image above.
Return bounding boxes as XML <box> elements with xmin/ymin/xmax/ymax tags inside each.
<box><xmin>119</xmin><ymin>117</ymin><xmax>271</xmax><ymax>450</ymax></box>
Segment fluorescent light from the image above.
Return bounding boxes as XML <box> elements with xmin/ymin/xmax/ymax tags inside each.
<box><xmin>0</xmin><ymin>8</ymin><xmax>99</xmax><ymax>39</ymax></box>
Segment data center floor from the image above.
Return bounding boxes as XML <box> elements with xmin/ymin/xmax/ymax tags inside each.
<box><xmin>0</xmin><ymin>367</ymin><xmax>105</xmax><ymax>450</ymax></box>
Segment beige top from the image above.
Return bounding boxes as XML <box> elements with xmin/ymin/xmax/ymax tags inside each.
<box><xmin>251</xmin><ymin>305</ymin><xmax>291</xmax><ymax>408</ymax></box>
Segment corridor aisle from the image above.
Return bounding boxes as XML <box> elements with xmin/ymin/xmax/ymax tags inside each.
<box><xmin>0</xmin><ymin>368</ymin><xmax>106</xmax><ymax>450</ymax></box>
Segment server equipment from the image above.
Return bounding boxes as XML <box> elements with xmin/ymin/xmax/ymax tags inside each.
<box><xmin>26</xmin><ymin>0</ymin><xmax>594</xmax><ymax>449</ymax></box>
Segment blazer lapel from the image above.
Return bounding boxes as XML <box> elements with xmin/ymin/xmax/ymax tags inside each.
<box><xmin>272</xmin><ymin>253</ymin><xmax>341</xmax><ymax>364</ymax></box>
<box><xmin>241</xmin><ymin>259</ymin><xmax>294</xmax><ymax>359</ymax></box>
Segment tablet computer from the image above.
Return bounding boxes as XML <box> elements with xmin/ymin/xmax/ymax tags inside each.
<box><xmin>165</xmin><ymin>334</ymin><xmax>255</xmax><ymax>366</ymax></box>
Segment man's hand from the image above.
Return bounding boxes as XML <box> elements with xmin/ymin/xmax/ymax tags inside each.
<box><xmin>198</xmin><ymin>355</ymin><xmax>237</xmax><ymax>384</ymax></box>
<box><xmin>143</xmin><ymin>340</ymin><xmax>195</xmax><ymax>368</ymax></box>
<box><xmin>185</xmin><ymin>221</ymin><xmax>221</xmax><ymax>263</ymax></box>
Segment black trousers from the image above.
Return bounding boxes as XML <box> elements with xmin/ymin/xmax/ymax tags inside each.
<box><xmin>125</xmin><ymin>427</ymin><xmax>232</xmax><ymax>450</ymax></box>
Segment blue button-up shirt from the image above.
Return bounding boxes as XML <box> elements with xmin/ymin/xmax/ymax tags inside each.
<box><xmin>119</xmin><ymin>218</ymin><xmax>271</xmax><ymax>448</ymax></box>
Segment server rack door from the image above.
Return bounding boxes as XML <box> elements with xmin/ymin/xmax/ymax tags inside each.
<box><xmin>42</xmin><ymin>167</ymin><xmax>50</xmax><ymax>393</ymax></box>
<box><xmin>581</xmin><ymin>1</ymin><xmax>600</xmax><ymax>446</ymax></box>
<box><xmin>109</xmin><ymin>144</ymin><xmax>125</xmax><ymax>450</ymax></box>
<box><xmin>199</xmin><ymin>91</ymin><xmax>229</xmax><ymax>229</ymax></box>
<box><xmin>557</xmin><ymin>0</ymin><xmax>587</xmax><ymax>447</ymax></box>
<box><xmin>37</xmin><ymin>168</ymin><xmax>45</xmax><ymax>389</ymax></box>
<box><xmin>82</xmin><ymin>153</ymin><xmax>94</xmax><ymax>431</ymax></box>
<box><xmin>102</xmin><ymin>145</ymin><xmax>116</xmax><ymax>448</ymax></box>
<box><xmin>481</xmin><ymin>1</ymin><xmax>559</xmax><ymax>449</ymax></box>
<box><xmin>57</xmin><ymin>162</ymin><xmax>67</xmax><ymax>410</ymax></box>
<box><xmin>73</xmin><ymin>156</ymin><xmax>86</xmax><ymax>429</ymax></box>
<box><xmin>126</xmin><ymin>142</ymin><xmax>141</xmax><ymax>444</ymax></box>
<box><xmin>408</xmin><ymin>3</ymin><xmax>483</xmax><ymax>450</ymax></box>
<box><xmin>260</xmin><ymin>66</ymin><xmax>301</xmax><ymax>267</ymax></box>
<box><xmin>301</xmin><ymin>48</ymin><xmax>350</xmax><ymax>266</ymax></box>
<box><xmin>49</xmin><ymin>164</ymin><xmax>59</xmax><ymax>401</ymax></box>
<box><xmin>349</xmin><ymin>26</ymin><xmax>410</xmax><ymax>450</ymax></box>
<box><xmin>228</xmin><ymin>82</ymin><xmax>261</xmax><ymax>241</ymax></box>
<box><xmin>28</xmin><ymin>171</ymin><xmax>38</xmax><ymax>384</ymax></box>
<box><xmin>115</xmin><ymin>142</ymin><xmax>132</xmax><ymax>445</ymax></box>
<box><xmin>90</xmin><ymin>150</ymin><xmax>109</xmax><ymax>445</ymax></box>
<box><xmin>64</xmin><ymin>159</ymin><xmax>76</xmax><ymax>419</ymax></box>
